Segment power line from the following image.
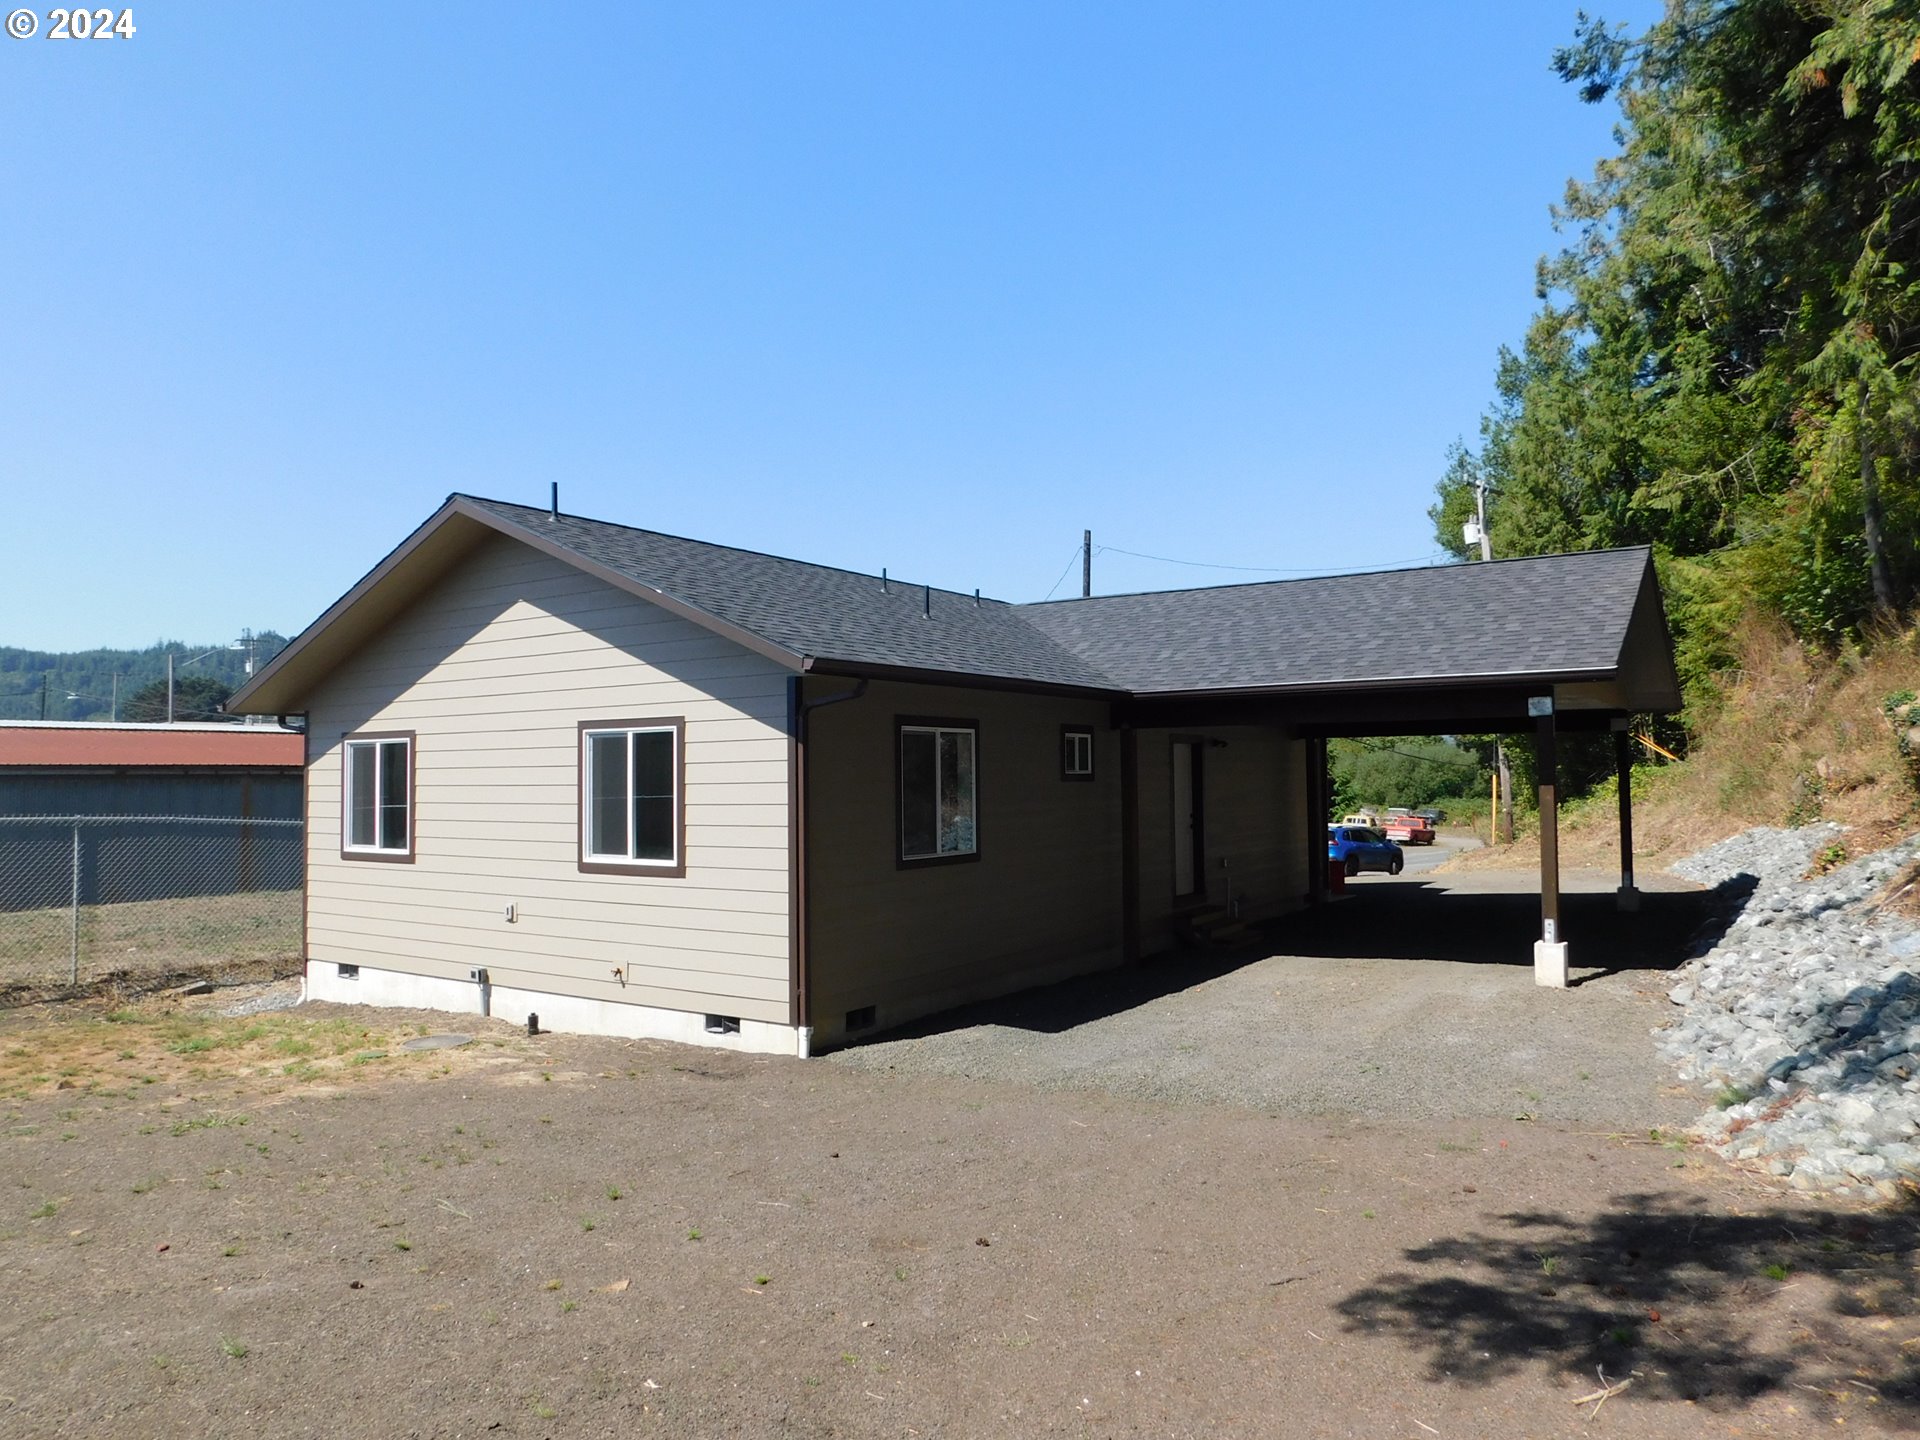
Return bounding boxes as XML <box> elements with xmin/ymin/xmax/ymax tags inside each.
<box><xmin>1344</xmin><ymin>738</ymin><xmax>1485</xmax><ymax>769</ymax></box>
<box><xmin>1040</xmin><ymin>543</ymin><xmax>1089</xmax><ymax>601</ymax></box>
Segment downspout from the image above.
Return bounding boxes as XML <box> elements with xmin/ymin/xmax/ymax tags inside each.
<box><xmin>791</xmin><ymin>675</ymin><xmax>869</xmax><ymax>1057</ymax></box>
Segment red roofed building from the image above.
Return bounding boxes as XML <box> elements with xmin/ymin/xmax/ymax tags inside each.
<box><xmin>0</xmin><ymin>722</ymin><xmax>306</xmax><ymax>919</ymax></box>
<box><xmin>0</xmin><ymin>721</ymin><xmax>303</xmax><ymax>818</ymax></box>
<box><xmin>0</xmin><ymin>722</ymin><xmax>303</xmax><ymax>772</ymax></box>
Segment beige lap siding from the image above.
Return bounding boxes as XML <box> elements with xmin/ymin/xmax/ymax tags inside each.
<box><xmin>804</xmin><ymin>679</ymin><xmax>1124</xmax><ymax>1044</ymax></box>
<box><xmin>304</xmin><ymin>534</ymin><xmax>792</xmax><ymax>1023</ymax></box>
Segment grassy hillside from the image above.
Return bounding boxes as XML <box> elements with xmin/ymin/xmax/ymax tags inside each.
<box><xmin>1455</xmin><ymin>617</ymin><xmax>1920</xmax><ymax>878</ymax></box>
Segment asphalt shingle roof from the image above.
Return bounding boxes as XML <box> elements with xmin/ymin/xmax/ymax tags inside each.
<box><xmin>464</xmin><ymin>495</ymin><xmax>1654</xmax><ymax>696</ymax></box>
<box><xmin>1018</xmin><ymin>549</ymin><xmax>1653</xmax><ymax>694</ymax></box>
<box><xmin>462</xmin><ymin>497</ymin><xmax>1116</xmax><ymax>690</ymax></box>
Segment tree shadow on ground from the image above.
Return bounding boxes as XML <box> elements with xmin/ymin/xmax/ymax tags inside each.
<box><xmin>1335</xmin><ymin>1191</ymin><xmax>1920</xmax><ymax>1426</ymax></box>
<box><xmin>1754</xmin><ymin>967</ymin><xmax>1920</xmax><ymax>1095</ymax></box>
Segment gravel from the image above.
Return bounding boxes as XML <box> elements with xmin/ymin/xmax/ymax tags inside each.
<box><xmin>1658</xmin><ymin>824</ymin><xmax>1920</xmax><ymax>1198</ymax></box>
<box><xmin>215</xmin><ymin>977</ymin><xmax>305</xmax><ymax>1018</ymax></box>
<box><xmin>829</xmin><ymin>870</ymin><xmax>1700</xmax><ymax>1132</ymax></box>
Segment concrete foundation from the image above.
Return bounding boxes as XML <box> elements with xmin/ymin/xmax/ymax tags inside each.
<box><xmin>302</xmin><ymin>961</ymin><xmax>806</xmax><ymax>1057</ymax></box>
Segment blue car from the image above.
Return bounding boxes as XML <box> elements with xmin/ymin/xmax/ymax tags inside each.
<box><xmin>1327</xmin><ymin>824</ymin><xmax>1404</xmax><ymax>877</ymax></box>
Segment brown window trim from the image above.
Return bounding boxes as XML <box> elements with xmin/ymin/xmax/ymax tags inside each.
<box><xmin>1061</xmin><ymin>724</ymin><xmax>1095</xmax><ymax>781</ymax></box>
<box><xmin>339</xmin><ymin>730</ymin><xmax>416</xmax><ymax>864</ymax></box>
<box><xmin>577</xmin><ymin>716</ymin><xmax>688</xmax><ymax>878</ymax></box>
<box><xmin>896</xmin><ymin>714</ymin><xmax>981</xmax><ymax>869</ymax></box>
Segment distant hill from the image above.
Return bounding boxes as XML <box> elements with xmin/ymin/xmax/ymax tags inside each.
<box><xmin>0</xmin><ymin>633</ymin><xmax>289</xmax><ymax>723</ymax></box>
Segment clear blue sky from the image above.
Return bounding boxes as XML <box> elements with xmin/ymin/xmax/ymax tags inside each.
<box><xmin>2</xmin><ymin>1</ymin><xmax>1659</xmax><ymax>652</ymax></box>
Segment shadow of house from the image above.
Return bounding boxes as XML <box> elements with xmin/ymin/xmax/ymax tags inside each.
<box><xmin>840</xmin><ymin>873</ymin><xmax>1759</xmax><ymax>1043</ymax></box>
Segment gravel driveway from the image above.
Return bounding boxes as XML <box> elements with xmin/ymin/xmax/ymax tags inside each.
<box><xmin>831</xmin><ymin>867</ymin><xmax>1711</xmax><ymax>1132</ymax></box>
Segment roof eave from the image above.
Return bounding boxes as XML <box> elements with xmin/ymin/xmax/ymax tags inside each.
<box><xmin>228</xmin><ymin>496</ymin><xmax>807</xmax><ymax>715</ymax></box>
<box><xmin>457</xmin><ymin>500</ymin><xmax>807</xmax><ymax>674</ymax></box>
<box><xmin>801</xmin><ymin>656</ymin><xmax>1123</xmax><ymax>701</ymax></box>
<box><xmin>1128</xmin><ymin>665</ymin><xmax>1623</xmax><ymax>703</ymax></box>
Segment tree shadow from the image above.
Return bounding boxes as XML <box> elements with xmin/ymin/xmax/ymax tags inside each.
<box><xmin>1752</xmin><ymin>967</ymin><xmax>1920</xmax><ymax>1093</ymax></box>
<box><xmin>1335</xmin><ymin>1191</ymin><xmax>1920</xmax><ymax>1424</ymax></box>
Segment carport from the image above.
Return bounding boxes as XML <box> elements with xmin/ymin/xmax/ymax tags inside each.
<box><xmin>1075</xmin><ymin>546</ymin><xmax>1684</xmax><ymax>985</ymax></box>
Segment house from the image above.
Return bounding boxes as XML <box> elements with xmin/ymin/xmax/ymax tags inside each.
<box><xmin>226</xmin><ymin>494</ymin><xmax>1681</xmax><ymax>1055</ymax></box>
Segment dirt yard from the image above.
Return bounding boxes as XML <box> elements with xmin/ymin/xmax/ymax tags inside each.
<box><xmin>1</xmin><ymin>972</ymin><xmax>1915</xmax><ymax>1440</ymax></box>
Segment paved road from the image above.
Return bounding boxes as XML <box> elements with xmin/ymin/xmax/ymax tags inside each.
<box><xmin>1391</xmin><ymin>829</ymin><xmax>1478</xmax><ymax>877</ymax></box>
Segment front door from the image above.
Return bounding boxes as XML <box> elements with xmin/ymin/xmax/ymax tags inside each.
<box><xmin>1171</xmin><ymin>739</ymin><xmax>1203</xmax><ymax>899</ymax></box>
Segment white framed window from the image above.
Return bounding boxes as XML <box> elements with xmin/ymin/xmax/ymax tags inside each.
<box><xmin>1062</xmin><ymin>726</ymin><xmax>1095</xmax><ymax>780</ymax></box>
<box><xmin>898</xmin><ymin>718</ymin><xmax>977</xmax><ymax>864</ymax></box>
<box><xmin>579</xmin><ymin>718</ymin><xmax>685</xmax><ymax>875</ymax></box>
<box><xmin>342</xmin><ymin>732</ymin><xmax>413</xmax><ymax>860</ymax></box>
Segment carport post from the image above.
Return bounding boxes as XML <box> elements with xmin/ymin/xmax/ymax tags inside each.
<box><xmin>1613</xmin><ymin>722</ymin><xmax>1640</xmax><ymax>912</ymax></box>
<box><xmin>1532</xmin><ymin>699</ymin><xmax>1569</xmax><ymax>987</ymax></box>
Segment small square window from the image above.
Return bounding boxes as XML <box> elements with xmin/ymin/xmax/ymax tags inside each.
<box><xmin>1061</xmin><ymin>726</ymin><xmax>1095</xmax><ymax>780</ymax></box>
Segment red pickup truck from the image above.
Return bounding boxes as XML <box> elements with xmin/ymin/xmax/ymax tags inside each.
<box><xmin>1382</xmin><ymin>809</ymin><xmax>1435</xmax><ymax>846</ymax></box>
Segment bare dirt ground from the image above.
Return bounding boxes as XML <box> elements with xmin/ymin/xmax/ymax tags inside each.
<box><xmin>4</xmin><ymin>891</ymin><xmax>1919</xmax><ymax>1438</ymax></box>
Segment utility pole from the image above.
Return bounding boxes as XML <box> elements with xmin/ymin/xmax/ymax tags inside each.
<box><xmin>1082</xmin><ymin>530</ymin><xmax>1092</xmax><ymax>599</ymax></box>
<box><xmin>166</xmin><ymin>652</ymin><xmax>174</xmax><ymax>724</ymax></box>
<box><xmin>39</xmin><ymin>674</ymin><xmax>47</xmax><ymax>721</ymax></box>
<box><xmin>111</xmin><ymin>672</ymin><xmax>118</xmax><ymax>723</ymax></box>
<box><xmin>1465</xmin><ymin>473</ymin><xmax>1514</xmax><ymax>843</ymax></box>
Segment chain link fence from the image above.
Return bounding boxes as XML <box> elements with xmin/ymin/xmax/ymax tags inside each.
<box><xmin>0</xmin><ymin>815</ymin><xmax>304</xmax><ymax>1003</ymax></box>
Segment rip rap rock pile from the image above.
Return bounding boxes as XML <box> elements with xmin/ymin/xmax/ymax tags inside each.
<box><xmin>1658</xmin><ymin>824</ymin><xmax>1920</xmax><ymax>1197</ymax></box>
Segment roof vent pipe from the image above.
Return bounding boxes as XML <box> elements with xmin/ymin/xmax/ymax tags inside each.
<box><xmin>974</xmin><ymin>588</ymin><xmax>980</xmax><ymax>607</ymax></box>
<box><xmin>881</xmin><ymin>568</ymin><xmax>888</xmax><ymax>594</ymax></box>
<box><xmin>549</xmin><ymin>482</ymin><xmax>559</xmax><ymax>520</ymax></box>
<box><xmin>922</xmin><ymin>583</ymin><xmax>931</xmax><ymax>619</ymax></box>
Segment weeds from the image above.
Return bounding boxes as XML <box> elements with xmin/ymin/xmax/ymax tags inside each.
<box><xmin>171</xmin><ymin>1112</ymin><xmax>248</xmax><ymax>1136</ymax></box>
